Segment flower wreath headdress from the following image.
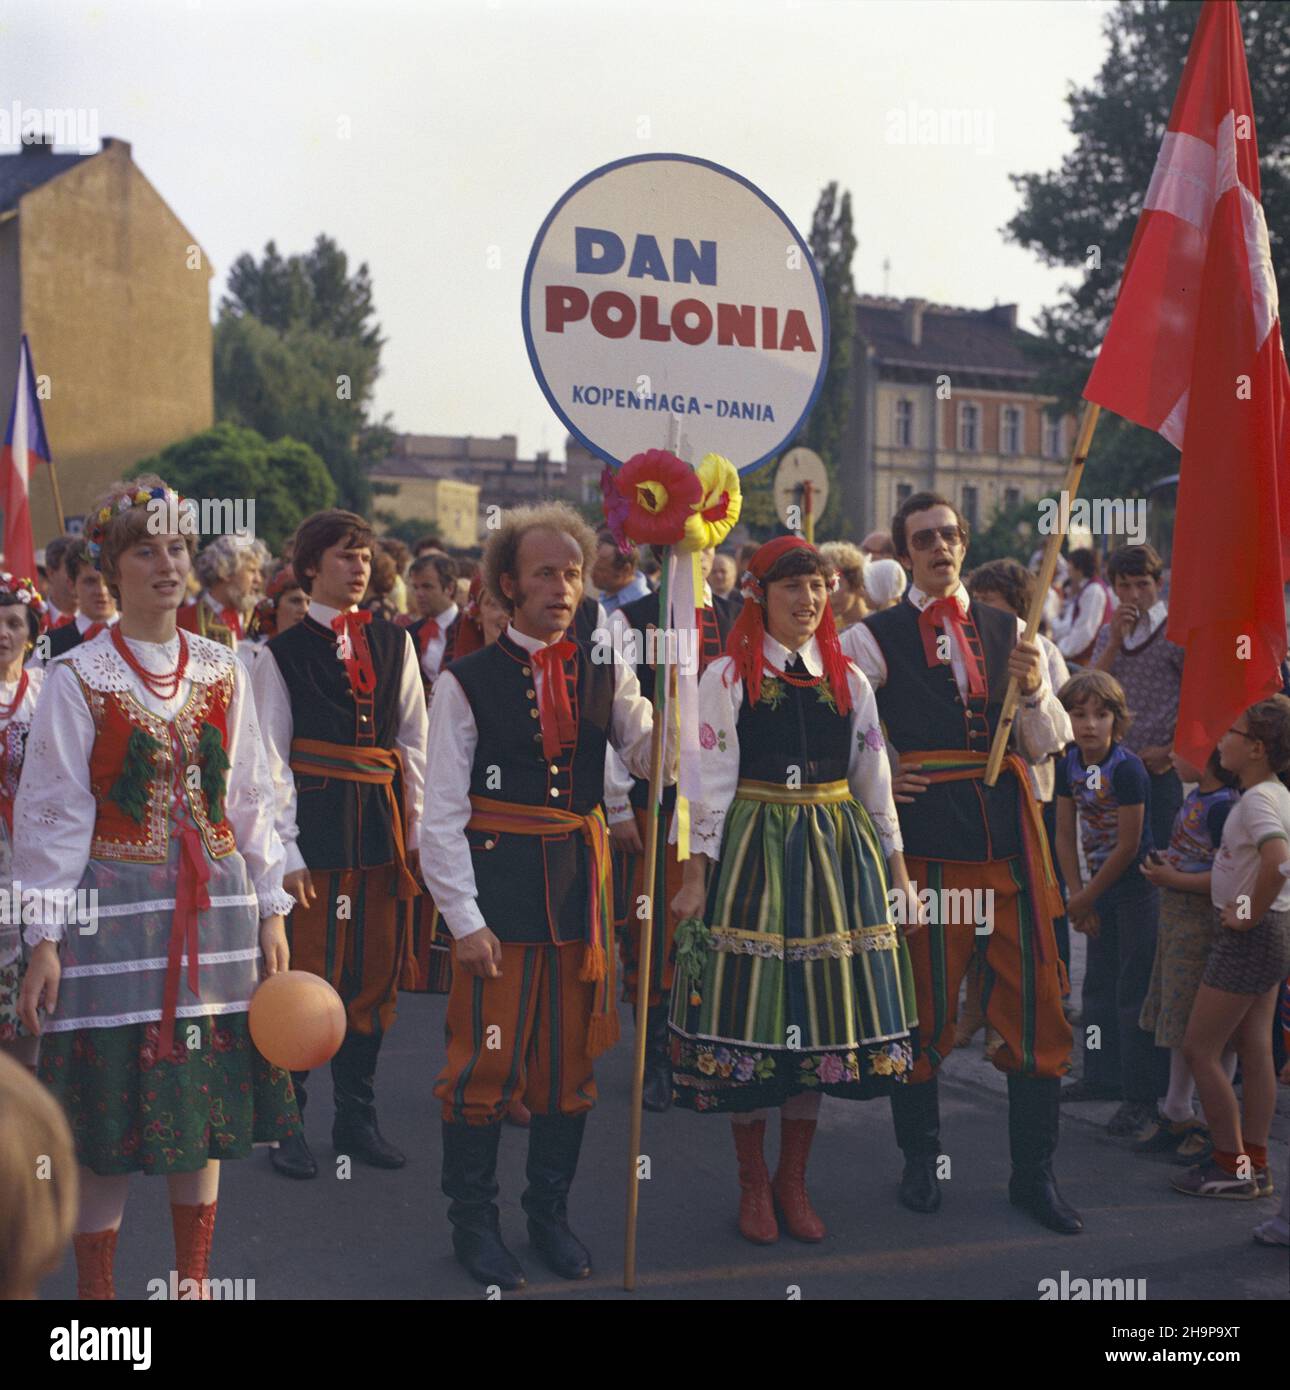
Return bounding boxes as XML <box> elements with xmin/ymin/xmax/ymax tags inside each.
<box><xmin>86</xmin><ymin>484</ymin><xmax>195</xmax><ymax>569</ymax></box>
<box><xmin>0</xmin><ymin>572</ymin><xmax>48</xmax><ymax>618</ymax></box>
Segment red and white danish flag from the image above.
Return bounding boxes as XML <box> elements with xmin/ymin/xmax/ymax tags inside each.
<box><xmin>1083</xmin><ymin>0</ymin><xmax>1290</xmax><ymax>767</ymax></box>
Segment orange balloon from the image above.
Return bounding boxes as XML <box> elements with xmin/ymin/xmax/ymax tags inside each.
<box><xmin>249</xmin><ymin>970</ymin><xmax>346</xmax><ymax>1071</ymax></box>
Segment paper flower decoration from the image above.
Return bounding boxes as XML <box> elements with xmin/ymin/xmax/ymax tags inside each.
<box><xmin>680</xmin><ymin>452</ymin><xmax>742</xmax><ymax>552</ymax></box>
<box><xmin>615</xmin><ymin>450</ymin><xmax>701</xmax><ymax>546</ymax></box>
<box><xmin>0</xmin><ymin>573</ymin><xmax>47</xmax><ymax>618</ymax></box>
<box><xmin>600</xmin><ymin>465</ymin><xmax>632</xmax><ymax>554</ymax></box>
<box><xmin>86</xmin><ymin>483</ymin><xmax>189</xmax><ymax>566</ymax></box>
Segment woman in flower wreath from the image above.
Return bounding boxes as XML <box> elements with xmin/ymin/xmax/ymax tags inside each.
<box><xmin>669</xmin><ymin>534</ymin><xmax>920</xmax><ymax>1244</ymax></box>
<box><xmin>16</xmin><ymin>475</ymin><xmax>299</xmax><ymax>1300</ymax></box>
<box><xmin>0</xmin><ymin>574</ymin><xmax>48</xmax><ymax>1068</ymax></box>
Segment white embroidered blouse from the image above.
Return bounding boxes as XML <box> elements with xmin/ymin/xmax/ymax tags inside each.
<box><xmin>685</xmin><ymin>634</ymin><xmax>903</xmax><ymax>862</ymax></box>
<box><xmin>13</xmin><ymin>630</ymin><xmax>295</xmax><ymax>944</ymax></box>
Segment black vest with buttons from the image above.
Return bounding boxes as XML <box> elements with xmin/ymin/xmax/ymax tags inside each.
<box><xmin>735</xmin><ymin>657</ymin><xmax>852</xmax><ymax>785</ymax></box>
<box><xmin>864</xmin><ymin>596</ymin><xmax>1021</xmax><ymax>862</ymax></box>
<box><xmin>451</xmin><ymin>630</ymin><xmax>615</xmax><ymax>944</ymax></box>
<box><xmin>266</xmin><ymin>615</ymin><xmax>409</xmax><ymax>870</ymax></box>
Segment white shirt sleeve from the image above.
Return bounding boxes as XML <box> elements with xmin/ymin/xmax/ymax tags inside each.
<box><xmin>846</xmin><ymin>664</ymin><xmax>903</xmax><ymax>857</ymax></box>
<box><xmin>249</xmin><ymin>647</ymin><xmax>306</xmax><ymax>877</ymax></box>
<box><xmin>417</xmin><ymin>669</ymin><xmax>486</xmax><ymax>940</ymax></box>
<box><xmin>394</xmin><ymin>630</ymin><xmax>429</xmax><ymax>850</ymax></box>
<box><xmin>687</xmin><ymin>658</ymin><xmax>742</xmax><ymax>859</ymax></box>
<box><xmin>13</xmin><ymin>661</ymin><xmax>98</xmax><ymax>943</ymax></box>
<box><xmin>604</xmin><ymin>746</ymin><xmax>636</xmax><ymax>822</ymax></box>
<box><xmin>1013</xmin><ymin>617</ymin><xmax>1073</xmax><ymax>762</ymax></box>
<box><xmin>608</xmin><ymin>650</ymin><xmax>659</xmax><ymax>781</ymax></box>
<box><xmin>840</xmin><ymin>621</ymin><xmax>887</xmax><ymax>689</ymax></box>
<box><xmin>224</xmin><ymin>660</ymin><xmax>296</xmax><ymax>918</ymax></box>
<box><xmin>1057</xmin><ymin>584</ymin><xmax>1107</xmax><ymax>658</ymax></box>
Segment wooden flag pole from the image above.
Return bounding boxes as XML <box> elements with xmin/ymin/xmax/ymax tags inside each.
<box><xmin>984</xmin><ymin>400</ymin><xmax>1102</xmax><ymax>787</ymax></box>
<box><xmin>624</xmin><ymin>411</ymin><xmax>686</xmax><ymax>1291</ymax></box>
<box><xmin>623</xmin><ymin>543</ymin><xmax>672</xmax><ymax>1292</ymax></box>
<box><xmin>47</xmin><ymin>459</ymin><xmax>67</xmax><ymax>537</ymax></box>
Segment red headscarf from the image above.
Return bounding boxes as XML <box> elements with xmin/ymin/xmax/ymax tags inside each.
<box><xmin>725</xmin><ymin>535</ymin><xmax>853</xmax><ymax>714</ymax></box>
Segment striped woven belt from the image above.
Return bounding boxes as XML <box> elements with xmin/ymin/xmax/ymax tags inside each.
<box><xmin>736</xmin><ymin>778</ymin><xmax>851</xmax><ymax>805</ymax></box>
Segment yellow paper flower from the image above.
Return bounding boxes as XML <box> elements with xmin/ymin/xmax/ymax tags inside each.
<box><xmin>680</xmin><ymin>452</ymin><xmax>742</xmax><ymax>552</ymax></box>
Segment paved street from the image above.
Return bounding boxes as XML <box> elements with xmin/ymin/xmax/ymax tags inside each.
<box><xmin>39</xmin><ymin>944</ymin><xmax>1289</xmax><ymax>1302</ymax></box>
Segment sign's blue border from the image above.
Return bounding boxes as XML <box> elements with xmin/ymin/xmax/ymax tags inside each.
<box><xmin>520</xmin><ymin>152</ymin><xmax>831</xmax><ymax>477</ymax></box>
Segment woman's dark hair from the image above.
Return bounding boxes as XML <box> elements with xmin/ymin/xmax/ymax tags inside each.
<box><xmin>292</xmin><ymin>510</ymin><xmax>374</xmax><ymax>595</ymax></box>
<box><xmin>0</xmin><ymin>593</ymin><xmax>39</xmax><ymax>646</ymax></box>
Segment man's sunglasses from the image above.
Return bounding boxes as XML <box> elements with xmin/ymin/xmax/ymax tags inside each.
<box><xmin>909</xmin><ymin>525</ymin><xmax>966</xmax><ymax>551</ymax></box>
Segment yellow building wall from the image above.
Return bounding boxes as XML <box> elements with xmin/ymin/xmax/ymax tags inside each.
<box><xmin>18</xmin><ymin>143</ymin><xmax>213</xmax><ymax>545</ymax></box>
<box><xmin>373</xmin><ymin>476</ymin><xmax>480</xmax><ymax>548</ymax></box>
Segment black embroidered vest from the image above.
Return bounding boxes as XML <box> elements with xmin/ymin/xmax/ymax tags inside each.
<box><xmin>735</xmin><ymin>663</ymin><xmax>851</xmax><ymax>785</ymax></box>
<box><xmin>864</xmin><ymin>596</ymin><xmax>1021</xmax><ymax>862</ymax></box>
<box><xmin>267</xmin><ymin>615</ymin><xmax>409</xmax><ymax>870</ymax></box>
<box><xmin>452</xmin><ymin>631</ymin><xmax>615</xmax><ymax>944</ymax></box>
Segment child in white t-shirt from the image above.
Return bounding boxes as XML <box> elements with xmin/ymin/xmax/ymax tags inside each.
<box><xmin>1172</xmin><ymin>697</ymin><xmax>1290</xmax><ymax>1200</ymax></box>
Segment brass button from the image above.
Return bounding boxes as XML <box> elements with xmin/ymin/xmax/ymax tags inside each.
<box><xmin>549</xmin><ymin>788</ymin><xmax>560</xmax><ymax>799</ymax></box>
<box><xmin>484</xmin><ymin>838</ymin><xmax>496</xmax><ymax>849</ymax></box>
<box><xmin>522</xmin><ymin>666</ymin><xmax>532</xmax><ymax>676</ymax></box>
<box><xmin>533</xmin><ymin>733</ymin><xmax>543</xmax><ymax>742</ymax></box>
<box><xmin>550</xmin><ymin>764</ymin><xmax>560</xmax><ymax>774</ymax></box>
<box><xmin>526</xmin><ymin>690</ymin><xmax>535</xmax><ymax>700</ymax></box>
<box><xmin>529</xmin><ymin>708</ymin><xmax>539</xmax><ymax>719</ymax></box>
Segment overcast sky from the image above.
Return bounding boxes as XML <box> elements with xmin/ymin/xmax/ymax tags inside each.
<box><xmin>12</xmin><ymin>0</ymin><xmax>1113</xmax><ymax>457</ymax></box>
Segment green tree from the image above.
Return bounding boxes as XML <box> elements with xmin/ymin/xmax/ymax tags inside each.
<box><xmin>740</xmin><ymin>183</ymin><xmax>858</xmax><ymax>543</ymax></box>
<box><xmin>133</xmin><ymin>422</ymin><xmax>336</xmax><ymax>554</ymax></box>
<box><xmin>1005</xmin><ymin>0</ymin><xmax>1290</xmax><ymax>498</ymax></box>
<box><xmin>215</xmin><ymin>235</ymin><xmax>392</xmax><ymax>512</ymax></box>
<box><xmin>963</xmin><ymin>494</ymin><xmax>1050</xmax><ymax>569</ymax></box>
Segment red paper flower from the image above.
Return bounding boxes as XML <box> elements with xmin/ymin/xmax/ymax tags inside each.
<box><xmin>616</xmin><ymin>450</ymin><xmax>702</xmax><ymax>546</ymax></box>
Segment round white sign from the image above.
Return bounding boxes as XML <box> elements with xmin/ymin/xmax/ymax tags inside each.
<box><xmin>522</xmin><ymin>154</ymin><xmax>829</xmax><ymax>475</ymax></box>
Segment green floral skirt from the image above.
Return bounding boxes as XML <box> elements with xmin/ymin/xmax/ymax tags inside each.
<box><xmin>669</xmin><ymin>785</ymin><xmax>918</xmax><ymax>1114</ymax></box>
<box><xmin>39</xmin><ymin>1013</ymin><xmax>300</xmax><ymax>1176</ymax></box>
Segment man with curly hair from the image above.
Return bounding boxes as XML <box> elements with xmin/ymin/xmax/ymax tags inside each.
<box><xmin>421</xmin><ymin>501</ymin><xmax>664</xmax><ymax>1290</ymax></box>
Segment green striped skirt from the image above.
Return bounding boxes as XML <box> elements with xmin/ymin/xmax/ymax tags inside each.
<box><xmin>669</xmin><ymin>780</ymin><xmax>918</xmax><ymax>1113</ymax></box>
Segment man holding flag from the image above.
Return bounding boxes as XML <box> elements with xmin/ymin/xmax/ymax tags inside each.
<box><xmin>1083</xmin><ymin>0</ymin><xmax>1290</xmax><ymax>768</ymax></box>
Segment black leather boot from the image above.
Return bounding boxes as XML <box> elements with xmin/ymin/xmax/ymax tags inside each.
<box><xmin>331</xmin><ymin>1033</ymin><xmax>406</xmax><ymax>1169</ymax></box>
<box><xmin>641</xmin><ymin>1005</ymin><xmax>674</xmax><ymax>1113</ymax></box>
<box><xmin>442</xmin><ymin>1120</ymin><xmax>526</xmax><ymax>1290</ymax></box>
<box><xmin>889</xmin><ymin>1077</ymin><xmax>943</xmax><ymax>1213</ymax></box>
<box><xmin>523</xmin><ymin>1113</ymin><xmax>592</xmax><ymax>1279</ymax></box>
<box><xmin>272</xmin><ymin>1069</ymin><xmax>317</xmax><ymax>1179</ymax></box>
<box><xmin>1007</xmin><ymin>1073</ymin><xmax>1084</xmax><ymax>1235</ymax></box>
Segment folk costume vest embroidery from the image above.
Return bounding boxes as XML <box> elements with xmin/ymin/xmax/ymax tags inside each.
<box><xmin>74</xmin><ymin>656</ymin><xmax>236</xmax><ymax>864</ymax></box>
<box><xmin>452</xmin><ymin>630</ymin><xmax>615</xmax><ymax>944</ymax></box>
<box><xmin>736</xmin><ymin>658</ymin><xmax>851</xmax><ymax>786</ymax></box>
<box><xmin>267</xmin><ymin>614</ymin><xmax>408</xmax><ymax>870</ymax></box>
<box><xmin>865</xmin><ymin>595</ymin><xmax>1021</xmax><ymax>862</ymax></box>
